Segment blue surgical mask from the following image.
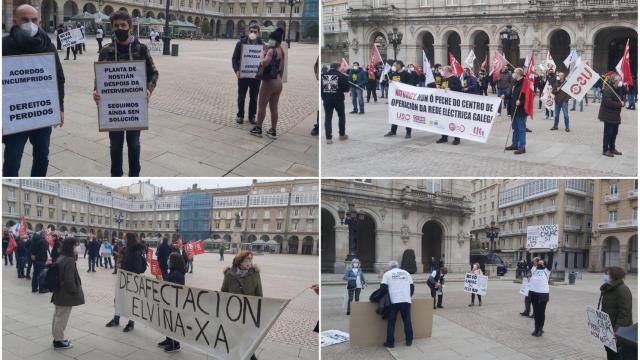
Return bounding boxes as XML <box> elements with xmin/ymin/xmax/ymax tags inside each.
<box><xmin>603</xmin><ymin>275</ymin><xmax>609</xmax><ymax>284</ymax></box>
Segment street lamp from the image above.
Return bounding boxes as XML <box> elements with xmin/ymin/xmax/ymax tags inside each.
<box><xmin>387</xmin><ymin>27</ymin><xmax>403</xmax><ymax>62</ymax></box>
<box><xmin>485</xmin><ymin>220</ymin><xmax>499</xmax><ymax>251</ymax></box>
<box><xmin>337</xmin><ymin>203</ymin><xmax>363</xmax><ymax>261</ymax></box>
<box><xmin>114</xmin><ymin>212</ymin><xmax>124</xmax><ymax>240</ymax></box>
<box><xmin>162</xmin><ymin>0</ymin><xmax>172</xmax><ymax>55</ymax></box>
<box><xmin>499</xmin><ymin>25</ymin><xmax>519</xmax><ymax>66</ymax></box>
<box><xmin>285</xmin><ymin>0</ymin><xmax>301</xmax><ymax>49</ymax></box>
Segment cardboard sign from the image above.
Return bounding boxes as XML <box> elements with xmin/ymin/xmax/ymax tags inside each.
<box><xmin>562</xmin><ymin>63</ymin><xmax>599</xmax><ymax>102</ymax></box>
<box><xmin>239</xmin><ymin>44</ymin><xmax>263</xmax><ymax>79</ymax></box>
<box><xmin>586</xmin><ymin>307</ymin><xmax>617</xmax><ymax>352</ymax></box>
<box><xmin>519</xmin><ymin>278</ymin><xmax>530</xmax><ymax>296</ymax></box>
<box><xmin>58</xmin><ymin>28</ymin><xmax>85</xmax><ymax>49</ymax></box>
<box><xmin>95</xmin><ymin>61</ymin><xmax>148</xmax><ymax>131</ymax></box>
<box><xmin>388</xmin><ymin>82</ymin><xmax>501</xmax><ymax>143</ymax></box>
<box><xmin>463</xmin><ymin>273</ymin><xmax>488</xmax><ymax>296</ymax></box>
<box><xmin>320</xmin><ymin>330</ymin><xmax>349</xmax><ymax>347</ymax></box>
<box><xmin>114</xmin><ymin>269</ymin><xmax>289</xmax><ymax>359</ymax></box>
<box><xmin>349</xmin><ymin>299</ymin><xmax>432</xmax><ymax>346</ymax></box>
<box><xmin>527</xmin><ymin>224</ymin><xmax>559</xmax><ymax>250</ymax></box>
<box><xmin>3</xmin><ymin>54</ymin><xmax>61</xmax><ymax>135</ymax></box>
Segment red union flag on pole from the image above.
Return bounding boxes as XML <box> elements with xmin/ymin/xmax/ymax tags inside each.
<box><xmin>490</xmin><ymin>51</ymin><xmax>509</xmax><ymax>81</ymax></box>
<box><xmin>615</xmin><ymin>39</ymin><xmax>633</xmax><ymax>87</ymax></box>
<box><xmin>523</xmin><ymin>52</ymin><xmax>536</xmax><ymax>119</ymax></box>
<box><xmin>193</xmin><ymin>240</ymin><xmax>205</xmax><ymax>255</ymax></box>
<box><xmin>338</xmin><ymin>57</ymin><xmax>349</xmax><ymax>74</ymax></box>
<box><xmin>18</xmin><ymin>215</ymin><xmax>27</xmax><ymax>239</ymax></box>
<box><xmin>146</xmin><ymin>247</ymin><xmax>154</xmax><ymax>262</ymax></box>
<box><xmin>6</xmin><ymin>232</ymin><xmax>17</xmax><ymax>256</ymax></box>
<box><xmin>149</xmin><ymin>259</ymin><xmax>161</xmax><ymax>276</ymax></box>
<box><xmin>370</xmin><ymin>43</ymin><xmax>383</xmax><ymax>66</ymax></box>
<box><xmin>448</xmin><ymin>52</ymin><xmax>463</xmax><ymax>77</ymax></box>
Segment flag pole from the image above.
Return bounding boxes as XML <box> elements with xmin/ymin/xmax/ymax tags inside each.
<box><xmin>600</xmin><ymin>75</ymin><xmax>625</xmax><ymax>104</ymax></box>
<box><xmin>503</xmin><ymin>84</ymin><xmax>525</xmax><ymax>152</ymax></box>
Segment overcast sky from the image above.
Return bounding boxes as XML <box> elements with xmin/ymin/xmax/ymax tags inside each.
<box><xmin>83</xmin><ymin>178</ymin><xmax>293</xmax><ymax>191</ymax></box>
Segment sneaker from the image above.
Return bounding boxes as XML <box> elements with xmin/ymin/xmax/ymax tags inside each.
<box><xmin>406</xmin><ymin>340</ymin><xmax>412</xmax><ymax>346</ymax></box>
<box><xmin>468</xmin><ymin>303</ymin><xmax>474</xmax><ymax>307</ymax></box>
<box><xmin>249</xmin><ymin>126</ymin><xmax>262</xmax><ymax>137</ymax></box>
<box><xmin>53</xmin><ymin>340</ymin><xmax>73</xmax><ymax>349</ymax></box>
<box><xmin>383</xmin><ymin>132</ymin><xmax>396</xmax><ymax>137</ymax></box>
<box><xmin>349</xmin><ymin>110</ymin><xmax>357</xmax><ymax>114</ymax></box>
<box><xmin>164</xmin><ymin>342</ymin><xmax>181</xmax><ymax>352</ymax></box>
<box><xmin>105</xmin><ymin>319</ymin><xmax>119</xmax><ymax>327</ymax></box>
<box><xmin>565</xmin><ymin>128</ymin><xmax>570</xmax><ymax>132</ymax></box>
<box><xmin>452</xmin><ymin>139</ymin><xmax>460</xmax><ymax>145</ymax></box>
<box><xmin>158</xmin><ymin>338</ymin><xmax>172</xmax><ymax>347</ymax></box>
<box><xmin>265</xmin><ymin>128</ymin><xmax>277</xmax><ymax>139</ymax></box>
<box><xmin>612</xmin><ymin>149</ymin><xmax>622</xmax><ymax>155</ymax></box>
<box><xmin>326</xmin><ymin>139</ymin><xmax>333</xmax><ymax>144</ymax></box>
<box><xmin>550</xmin><ymin>127</ymin><xmax>558</xmax><ymax>130</ymax></box>
<box><xmin>436</xmin><ymin>137</ymin><xmax>448</xmax><ymax>144</ymax></box>
<box><xmin>437</xmin><ymin>305</ymin><xmax>444</xmax><ymax>308</ymax></box>
<box><xmin>235</xmin><ymin>116</ymin><xmax>244</xmax><ymax>124</ymax></box>
<box><xmin>123</xmin><ymin>323</ymin><xmax>134</xmax><ymax>332</ymax></box>
<box><xmin>311</xmin><ymin>127</ymin><xmax>319</xmax><ymax>136</ymax></box>
<box><xmin>520</xmin><ymin>312</ymin><xmax>529</xmax><ymax>317</ymax></box>
<box><xmin>339</xmin><ymin>134</ymin><xmax>349</xmax><ymax>141</ymax></box>
<box><xmin>383</xmin><ymin>342</ymin><xmax>394</xmax><ymax>348</ymax></box>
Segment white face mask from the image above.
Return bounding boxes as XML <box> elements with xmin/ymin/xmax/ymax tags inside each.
<box><xmin>248</xmin><ymin>32</ymin><xmax>257</xmax><ymax>40</ymax></box>
<box><xmin>353</xmin><ymin>66</ymin><xmax>358</xmax><ymax>70</ymax></box>
<box><xmin>618</xmin><ymin>81</ymin><xmax>623</xmax><ymax>87</ymax></box>
<box><xmin>20</xmin><ymin>21</ymin><xmax>38</xmax><ymax>37</ymax></box>
<box><xmin>391</xmin><ymin>66</ymin><xmax>397</xmax><ymax>72</ymax></box>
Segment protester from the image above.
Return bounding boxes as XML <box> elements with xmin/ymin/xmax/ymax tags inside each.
<box><xmin>106</xmin><ymin>233</ymin><xmax>147</xmax><ymax>332</ymax></box>
<box><xmin>232</xmin><ymin>23</ymin><xmax>263</xmax><ymax>124</ymax></box>
<box><xmin>366</xmin><ymin>64</ymin><xmax>379</xmax><ymax>103</ymax></box>
<box><xmin>436</xmin><ymin>66</ymin><xmax>462</xmax><ymax>145</ymax></box>
<box><xmin>3</xmin><ymin>232</ymin><xmax>13</xmax><ymax>266</ymax></box>
<box><xmin>55</xmin><ymin>23</ymin><xmax>63</xmax><ymax>50</ymax></box>
<box><xmin>433</xmin><ymin>64</ymin><xmax>443</xmax><ymax>88</ymax></box>
<box><xmin>380</xmin><ymin>64</ymin><xmax>389</xmax><ymax>98</ymax></box>
<box><xmin>468</xmin><ymin>263</ymin><xmax>483</xmax><ymax>306</ymax></box>
<box><xmin>520</xmin><ymin>257</ymin><xmax>539</xmax><ymax>318</ymax></box>
<box><xmin>25</xmin><ymin>234</ymin><xmax>33</xmax><ymax>279</ymax></box>
<box><xmin>250</xmin><ymin>28</ymin><xmax>285</xmax><ymax>139</ymax></box>
<box><xmin>100</xmin><ymin>240</ymin><xmax>113</xmax><ymax>269</ymax></box>
<box><xmin>87</xmin><ymin>236</ymin><xmax>100</xmax><ymax>272</ymax></box>
<box><xmin>219</xmin><ymin>245</ymin><xmax>224</xmax><ymax>261</ymax></box>
<box><xmin>79</xmin><ymin>23</ymin><xmax>85</xmax><ymax>52</ymax></box>
<box><xmin>505</xmin><ymin>68</ymin><xmax>528</xmax><ymax>155</ymax></box>
<box><xmin>112</xmin><ymin>239</ymin><xmax>121</xmax><ymax>274</ymax></box>
<box><xmin>626</xmin><ymin>79</ymin><xmax>636</xmax><ymax>110</ymax></box>
<box><xmin>496</xmin><ymin>65</ymin><xmax>513</xmax><ymax>115</ymax></box>
<box><xmin>343</xmin><ymin>258</ymin><xmax>366</xmax><ymax>315</ymax></box>
<box><xmin>51</xmin><ymin>237</ymin><xmax>84</xmax><ymax>350</ymax></box>
<box><xmin>380</xmin><ymin>260</ymin><xmax>414</xmax><ymax>348</ymax></box>
<box><xmin>185</xmin><ymin>242</ymin><xmax>194</xmax><ymax>274</ymax></box>
<box><xmin>155</xmin><ymin>237</ymin><xmax>172</xmax><ymax>279</ymax></box>
<box><xmin>322</xmin><ymin>62</ymin><xmax>350</xmax><ymax>144</ymax></box>
<box><xmin>2</xmin><ymin>4</ymin><xmax>65</xmax><ymax>177</ymax></box>
<box><xmin>384</xmin><ymin>61</ymin><xmax>412</xmax><ymax>138</ymax></box>
<box><xmin>428</xmin><ymin>266</ymin><xmax>446</xmax><ymax>309</ymax></box>
<box><xmin>599</xmin><ymin>266</ymin><xmax>633</xmax><ymax>360</ymax></box>
<box><xmin>529</xmin><ymin>259</ymin><xmax>550</xmax><ymax>337</ymax></box>
<box><xmin>599</xmin><ymin>74</ymin><xmax>625</xmax><ymax>158</ymax></box>
<box><xmin>478</xmin><ymin>69</ymin><xmax>488</xmax><ymax>96</ymax></box>
<box><xmin>157</xmin><ymin>253</ymin><xmax>186</xmax><ymax>352</ymax></box>
<box><xmin>95</xmin><ymin>25</ymin><xmax>103</xmax><ymax>52</ymax></box>
<box><xmin>346</xmin><ymin>62</ymin><xmax>366</xmax><ymax>114</ymax></box>
<box><xmin>462</xmin><ymin>67</ymin><xmax>478</xmax><ymax>95</ymax></box>
<box><xmin>50</xmin><ymin>235</ymin><xmax>61</xmax><ymax>262</ymax></box>
<box><xmin>16</xmin><ymin>234</ymin><xmax>28</xmax><ymax>278</ymax></box>
<box><xmin>93</xmin><ymin>11</ymin><xmax>159</xmax><ymax>177</ymax></box>
<box><xmin>551</xmin><ymin>72</ymin><xmax>570</xmax><ymax>132</ymax></box>
<box><xmin>171</xmin><ymin>240</ymin><xmax>190</xmax><ymax>273</ymax></box>
<box><xmin>64</xmin><ymin>24</ymin><xmax>78</xmax><ymax>60</ymax></box>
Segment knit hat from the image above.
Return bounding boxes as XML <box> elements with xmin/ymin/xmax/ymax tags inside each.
<box><xmin>269</xmin><ymin>27</ymin><xmax>284</xmax><ymax>42</ymax></box>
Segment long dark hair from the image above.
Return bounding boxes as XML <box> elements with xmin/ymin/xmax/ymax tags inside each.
<box><xmin>60</xmin><ymin>237</ymin><xmax>77</xmax><ymax>257</ymax></box>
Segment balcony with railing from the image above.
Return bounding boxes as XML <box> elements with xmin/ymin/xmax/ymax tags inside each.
<box><xmin>628</xmin><ymin>189</ymin><xmax>638</xmax><ymax>199</ymax></box>
<box><xmin>598</xmin><ymin>219</ymin><xmax>638</xmax><ymax>230</ymax></box>
<box><xmin>565</xmin><ymin>205</ymin><xmax>585</xmax><ymax>213</ymax></box>
<box><xmin>546</xmin><ymin>205</ymin><xmax>557</xmax><ymax>213</ymax></box>
<box><xmin>604</xmin><ymin>193</ymin><xmax>620</xmax><ymax>203</ymax></box>
<box><xmin>564</xmin><ymin>224</ymin><xmax>582</xmax><ymax>231</ymax></box>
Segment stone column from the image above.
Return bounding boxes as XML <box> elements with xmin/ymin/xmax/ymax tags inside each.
<box><xmin>313</xmin><ymin>237</ymin><xmax>318</xmax><ymax>256</ymax></box>
<box><xmin>297</xmin><ymin>239</ymin><xmax>303</xmax><ymax>255</ymax></box>
<box><xmin>589</xmin><ymin>243</ymin><xmax>602</xmax><ymax>272</ymax></box>
<box><xmin>335</xmin><ymin>225</ymin><xmax>349</xmax><ymax>273</ymax></box>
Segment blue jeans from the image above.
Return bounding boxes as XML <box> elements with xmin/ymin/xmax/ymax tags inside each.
<box><xmin>2</xmin><ymin>126</ymin><xmax>52</xmax><ymax>176</ymax></box>
<box><xmin>31</xmin><ymin>260</ymin><xmax>45</xmax><ymax>292</ymax></box>
<box><xmin>511</xmin><ymin>115</ymin><xmax>527</xmax><ymax>149</ymax></box>
<box><xmin>350</xmin><ymin>87</ymin><xmax>364</xmax><ymax>113</ymax></box>
<box><xmin>571</xmin><ymin>98</ymin><xmax>583</xmax><ymax>112</ymax></box>
<box><xmin>497</xmin><ymin>88</ymin><xmax>512</xmax><ymax>114</ymax></box>
<box><xmin>88</xmin><ymin>255</ymin><xmax>96</xmax><ymax>271</ymax></box>
<box><xmin>593</xmin><ymin>88</ymin><xmax>602</xmax><ymax>102</ymax></box>
<box><xmin>628</xmin><ymin>92</ymin><xmax>636</xmax><ymax>109</ymax></box>
<box><xmin>386</xmin><ymin>302</ymin><xmax>413</xmax><ymax>346</ymax></box>
<box><xmin>553</xmin><ymin>102</ymin><xmax>569</xmax><ymax>129</ymax></box>
<box><xmin>381</xmin><ymin>82</ymin><xmax>389</xmax><ymax>98</ymax></box>
<box><xmin>16</xmin><ymin>256</ymin><xmax>26</xmax><ymax>277</ymax></box>
<box><xmin>109</xmin><ymin>131</ymin><xmax>141</xmax><ymax>177</ymax></box>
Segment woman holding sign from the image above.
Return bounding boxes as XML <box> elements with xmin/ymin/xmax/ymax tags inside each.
<box><xmin>468</xmin><ymin>263</ymin><xmax>483</xmax><ymax>307</ymax></box>
<box><xmin>528</xmin><ymin>259</ymin><xmax>550</xmax><ymax>337</ymax></box>
<box><xmin>599</xmin><ymin>267</ymin><xmax>633</xmax><ymax>360</ymax></box>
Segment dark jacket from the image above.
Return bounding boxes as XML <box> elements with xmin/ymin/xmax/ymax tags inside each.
<box><xmin>2</xmin><ymin>233</ymin><xmax>8</xmax><ymax>251</ymax></box>
<box><xmin>496</xmin><ymin>71</ymin><xmax>513</xmax><ymax>89</ymax></box>
<box><xmin>221</xmin><ymin>266</ymin><xmax>263</xmax><ymax>296</ymax></box>
<box><xmin>98</xmin><ymin>37</ymin><xmax>159</xmax><ymax>93</ymax></box>
<box><xmin>50</xmin><ymin>239</ymin><xmax>61</xmax><ymax>261</ymax></box>
<box><xmin>463</xmin><ymin>75</ymin><xmax>478</xmax><ymax>94</ymax></box>
<box><xmin>369</xmin><ymin>287</ymin><xmax>391</xmax><ymax>320</ymax></box>
<box><xmin>16</xmin><ymin>238</ymin><xmax>27</xmax><ymax>257</ymax></box>
<box><xmin>510</xmin><ymin>77</ymin><xmax>527</xmax><ymax>117</ymax></box>
<box><xmin>599</xmin><ymin>279</ymin><xmax>633</xmax><ymax>331</ymax></box>
<box><xmin>321</xmin><ymin>68</ymin><xmax>350</xmax><ymax>102</ymax></box>
<box><xmin>231</xmin><ymin>36</ymin><xmax>264</xmax><ymax>72</ymax></box>
<box><xmin>51</xmin><ymin>255</ymin><xmax>85</xmax><ymax>306</ymax></box>
<box><xmin>88</xmin><ymin>239</ymin><xmax>100</xmax><ymax>257</ymax></box>
<box><xmin>122</xmin><ymin>242</ymin><xmax>146</xmax><ymax>274</ymax></box>
<box><xmin>155</xmin><ymin>242</ymin><xmax>172</xmax><ymax>269</ymax></box>
<box><xmin>598</xmin><ymin>86</ymin><xmax>624</xmax><ymax>124</ymax></box>
<box><xmin>389</xmin><ymin>71</ymin><xmax>410</xmax><ymax>85</ymax></box>
<box><xmin>442</xmin><ymin>75</ymin><xmax>462</xmax><ymax>92</ymax></box>
<box><xmin>552</xmin><ymin>79</ymin><xmax>570</xmax><ymax>104</ymax></box>
<box><xmin>166</xmin><ymin>267</ymin><xmax>186</xmax><ymax>286</ymax></box>
<box><xmin>347</xmin><ymin>67</ymin><xmax>367</xmax><ymax>88</ymax></box>
<box><xmin>3</xmin><ymin>26</ymin><xmax>65</xmax><ymax>112</ymax></box>
<box><xmin>30</xmin><ymin>233</ymin><xmax>48</xmax><ymax>262</ymax></box>
<box><xmin>171</xmin><ymin>246</ymin><xmax>190</xmax><ymax>272</ymax></box>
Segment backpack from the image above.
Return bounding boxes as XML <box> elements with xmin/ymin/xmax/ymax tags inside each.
<box><xmin>256</xmin><ymin>48</ymin><xmax>281</xmax><ymax>80</ymax></box>
<box><xmin>134</xmin><ymin>248</ymin><xmax>148</xmax><ymax>274</ymax></box>
<box><xmin>43</xmin><ymin>262</ymin><xmax>60</xmax><ymax>292</ymax></box>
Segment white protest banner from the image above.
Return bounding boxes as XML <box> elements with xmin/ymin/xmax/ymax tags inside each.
<box><xmin>519</xmin><ymin>278</ymin><xmax>530</xmax><ymax>296</ymax></box>
<box><xmin>58</xmin><ymin>28</ymin><xmax>85</xmax><ymax>49</ymax></box>
<box><xmin>561</xmin><ymin>62</ymin><xmax>599</xmax><ymax>102</ymax></box>
<box><xmin>3</xmin><ymin>54</ymin><xmax>61</xmax><ymax>136</ymax></box>
<box><xmin>586</xmin><ymin>307</ymin><xmax>617</xmax><ymax>352</ymax></box>
<box><xmin>95</xmin><ymin>61</ymin><xmax>148</xmax><ymax>131</ymax></box>
<box><xmin>239</xmin><ymin>44</ymin><xmax>263</xmax><ymax>79</ymax></box>
<box><xmin>114</xmin><ymin>269</ymin><xmax>289</xmax><ymax>360</ymax></box>
<box><xmin>463</xmin><ymin>273</ymin><xmax>488</xmax><ymax>296</ymax></box>
<box><xmin>320</xmin><ymin>330</ymin><xmax>350</xmax><ymax>347</ymax></box>
<box><xmin>526</xmin><ymin>224</ymin><xmax>559</xmax><ymax>250</ymax></box>
<box><xmin>388</xmin><ymin>81</ymin><xmax>501</xmax><ymax>143</ymax></box>
<box><xmin>541</xmin><ymin>81</ymin><xmax>554</xmax><ymax>111</ymax></box>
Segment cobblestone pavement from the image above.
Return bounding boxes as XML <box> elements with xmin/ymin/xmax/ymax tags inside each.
<box><xmin>321</xmin><ymin>93</ymin><xmax>637</xmax><ymax>177</ymax></box>
<box><xmin>8</xmin><ymin>37</ymin><xmax>319</xmax><ymax>177</ymax></box>
<box><xmin>2</xmin><ymin>253</ymin><xmax>318</xmax><ymax>360</ymax></box>
<box><xmin>321</xmin><ymin>272</ymin><xmax>637</xmax><ymax>360</ymax></box>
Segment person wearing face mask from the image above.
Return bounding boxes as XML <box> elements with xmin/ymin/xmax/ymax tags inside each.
<box><xmin>384</xmin><ymin>61</ymin><xmax>413</xmax><ymax>138</ymax></box>
<box><xmin>232</xmin><ymin>23</ymin><xmax>263</xmax><ymax>124</ymax></box>
<box><xmin>436</xmin><ymin>66</ymin><xmax>462</xmax><ymax>145</ymax></box>
<box><xmin>496</xmin><ymin>65</ymin><xmax>513</xmax><ymax>116</ymax></box>
<box><xmin>3</xmin><ymin>4</ymin><xmax>65</xmax><ymax>177</ymax></box>
<box><xmin>468</xmin><ymin>263</ymin><xmax>483</xmax><ymax>306</ymax></box>
<box><xmin>599</xmin><ymin>73</ymin><xmax>625</xmax><ymax>158</ymax></box>
<box><xmin>505</xmin><ymin>68</ymin><xmax>528</xmax><ymax>155</ymax></box>
<box><xmin>406</xmin><ymin>64</ymin><xmax>419</xmax><ymax>86</ymax></box>
<box><xmin>462</xmin><ymin>67</ymin><xmax>478</xmax><ymax>95</ymax></box>
<box><xmin>347</xmin><ymin>62</ymin><xmax>366</xmax><ymax>114</ymax></box>
<box><xmin>478</xmin><ymin>69</ymin><xmax>488</xmax><ymax>96</ymax></box>
<box><xmin>365</xmin><ymin>64</ymin><xmax>379</xmax><ymax>103</ymax></box>
<box><xmin>550</xmin><ymin>71</ymin><xmax>570</xmax><ymax>132</ymax></box>
<box><xmin>433</xmin><ymin>64</ymin><xmax>443</xmax><ymax>88</ymax></box>
<box><xmin>343</xmin><ymin>258</ymin><xmax>366</xmax><ymax>315</ymax></box>
<box><xmin>528</xmin><ymin>259</ymin><xmax>550</xmax><ymax>337</ymax></box>
<box><xmin>92</xmin><ymin>11</ymin><xmax>159</xmax><ymax>177</ymax></box>
<box><xmin>598</xmin><ymin>267</ymin><xmax>633</xmax><ymax>360</ymax></box>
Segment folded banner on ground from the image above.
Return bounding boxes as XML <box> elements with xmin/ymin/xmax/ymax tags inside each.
<box><xmin>586</xmin><ymin>307</ymin><xmax>617</xmax><ymax>352</ymax></box>
<box><xmin>463</xmin><ymin>273</ymin><xmax>488</xmax><ymax>296</ymax></box>
<box><xmin>3</xmin><ymin>53</ymin><xmax>61</xmax><ymax>136</ymax></box>
<box><xmin>561</xmin><ymin>62</ymin><xmax>599</xmax><ymax>102</ymax></box>
<box><xmin>388</xmin><ymin>82</ymin><xmax>501</xmax><ymax>143</ymax></box>
<box><xmin>320</xmin><ymin>330</ymin><xmax>350</xmax><ymax>347</ymax></box>
<box><xmin>114</xmin><ymin>269</ymin><xmax>289</xmax><ymax>360</ymax></box>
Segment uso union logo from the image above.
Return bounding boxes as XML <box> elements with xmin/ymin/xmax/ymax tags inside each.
<box><xmin>448</xmin><ymin>123</ymin><xmax>456</xmax><ymax>131</ymax></box>
<box><xmin>449</xmin><ymin>123</ymin><xmax>465</xmax><ymax>132</ymax></box>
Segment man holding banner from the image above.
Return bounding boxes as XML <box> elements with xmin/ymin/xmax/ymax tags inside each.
<box><xmin>435</xmin><ymin>66</ymin><xmax>462</xmax><ymax>145</ymax></box>
<box><xmin>92</xmin><ymin>11</ymin><xmax>159</xmax><ymax>177</ymax></box>
<box><xmin>2</xmin><ymin>4</ymin><xmax>65</xmax><ymax>177</ymax></box>
<box><xmin>232</xmin><ymin>23</ymin><xmax>263</xmax><ymax>124</ymax></box>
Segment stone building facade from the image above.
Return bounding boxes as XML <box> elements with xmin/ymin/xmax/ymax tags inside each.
<box><xmin>321</xmin><ymin>179</ymin><xmax>473</xmax><ymax>274</ymax></box>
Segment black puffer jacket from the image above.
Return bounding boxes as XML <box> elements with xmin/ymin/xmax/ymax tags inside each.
<box><xmin>598</xmin><ymin>86</ymin><xmax>624</xmax><ymax>124</ymax></box>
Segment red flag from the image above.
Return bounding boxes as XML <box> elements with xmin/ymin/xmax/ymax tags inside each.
<box><xmin>146</xmin><ymin>247</ymin><xmax>154</xmax><ymax>263</ymax></box>
<box><xmin>6</xmin><ymin>233</ymin><xmax>16</xmax><ymax>256</ymax></box>
<box><xmin>18</xmin><ymin>216</ymin><xmax>27</xmax><ymax>239</ymax></box>
<box><xmin>370</xmin><ymin>44</ymin><xmax>383</xmax><ymax>66</ymax></box>
<box><xmin>185</xmin><ymin>241</ymin><xmax>195</xmax><ymax>259</ymax></box>
<box><xmin>523</xmin><ymin>52</ymin><xmax>536</xmax><ymax>119</ymax></box>
<box><xmin>448</xmin><ymin>52</ymin><xmax>463</xmax><ymax>77</ymax></box>
<box><xmin>150</xmin><ymin>259</ymin><xmax>162</xmax><ymax>276</ymax></box>
<box><xmin>480</xmin><ymin>56</ymin><xmax>487</xmax><ymax>70</ymax></box>
<box><xmin>194</xmin><ymin>240</ymin><xmax>205</xmax><ymax>255</ymax></box>
<box><xmin>490</xmin><ymin>51</ymin><xmax>509</xmax><ymax>81</ymax></box>
<box><xmin>338</xmin><ymin>58</ymin><xmax>349</xmax><ymax>74</ymax></box>
<box><xmin>615</xmin><ymin>39</ymin><xmax>633</xmax><ymax>87</ymax></box>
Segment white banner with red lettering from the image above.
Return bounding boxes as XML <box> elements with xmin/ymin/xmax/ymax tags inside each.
<box><xmin>388</xmin><ymin>82</ymin><xmax>501</xmax><ymax>143</ymax></box>
<box><xmin>561</xmin><ymin>62</ymin><xmax>599</xmax><ymax>102</ymax></box>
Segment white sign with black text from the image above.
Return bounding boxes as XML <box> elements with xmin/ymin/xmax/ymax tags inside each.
<box><xmin>95</xmin><ymin>61</ymin><xmax>148</xmax><ymax>131</ymax></box>
<box><xmin>526</xmin><ymin>224</ymin><xmax>559</xmax><ymax>250</ymax></box>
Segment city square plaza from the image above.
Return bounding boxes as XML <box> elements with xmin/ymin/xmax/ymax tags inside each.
<box><xmin>2</xmin><ymin>253</ymin><xmax>319</xmax><ymax>360</ymax></box>
<box><xmin>321</xmin><ymin>271</ymin><xmax>638</xmax><ymax>360</ymax></box>
<box><xmin>321</xmin><ymin>98</ymin><xmax>638</xmax><ymax>177</ymax></box>
<box><xmin>5</xmin><ymin>36</ymin><xmax>319</xmax><ymax>177</ymax></box>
